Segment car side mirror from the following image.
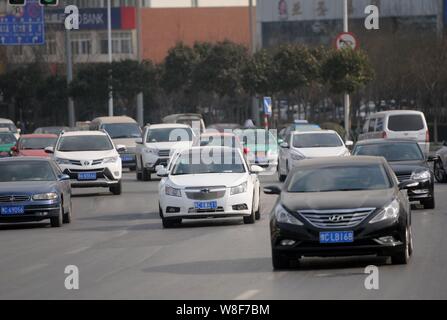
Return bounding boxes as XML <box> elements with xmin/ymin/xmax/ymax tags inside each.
<box><xmin>280</xmin><ymin>142</ymin><xmax>289</xmax><ymax>149</ymax></box>
<box><xmin>345</xmin><ymin>140</ymin><xmax>354</xmax><ymax>147</ymax></box>
<box><xmin>116</xmin><ymin>144</ymin><xmax>127</xmax><ymax>152</ymax></box>
<box><xmin>45</xmin><ymin>146</ymin><xmax>54</xmax><ymax>154</ymax></box>
<box><xmin>156</xmin><ymin>167</ymin><xmax>169</xmax><ymax>178</ymax></box>
<box><xmin>427</xmin><ymin>155</ymin><xmax>439</xmax><ymax>162</ymax></box>
<box><xmin>398</xmin><ymin>180</ymin><xmax>419</xmax><ymax>190</ymax></box>
<box><xmin>250</xmin><ymin>165</ymin><xmax>264</xmax><ymax>174</ymax></box>
<box><xmin>135</xmin><ymin>138</ymin><xmax>143</xmax><ymax>144</ymax></box>
<box><xmin>263</xmin><ymin>185</ymin><xmax>282</xmax><ymax>195</ymax></box>
<box><xmin>58</xmin><ymin>174</ymin><xmax>70</xmax><ymax>181</ymax></box>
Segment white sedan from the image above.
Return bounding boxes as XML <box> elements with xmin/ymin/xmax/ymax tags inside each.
<box><xmin>278</xmin><ymin>130</ymin><xmax>352</xmax><ymax>182</ymax></box>
<box><xmin>157</xmin><ymin>147</ymin><xmax>263</xmax><ymax>228</ymax></box>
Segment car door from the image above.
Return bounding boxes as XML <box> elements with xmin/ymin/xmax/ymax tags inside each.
<box><xmin>51</xmin><ymin>162</ymin><xmax>71</xmax><ymax>211</ymax></box>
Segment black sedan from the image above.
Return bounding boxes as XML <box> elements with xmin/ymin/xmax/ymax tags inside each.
<box><xmin>264</xmin><ymin>156</ymin><xmax>414</xmax><ymax>269</ymax></box>
<box><xmin>0</xmin><ymin>157</ymin><xmax>72</xmax><ymax>227</ymax></box>
<box><xmin>352</xmin><ymin>139</ymin><xmax>435</xmax><ymax>209</ymax></box>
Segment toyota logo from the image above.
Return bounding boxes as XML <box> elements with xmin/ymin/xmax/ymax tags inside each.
<box><xmin>83</xmin><ymin>160</ymin><xmax>91</xmax><ymax>166</ymax></box>
<box><xmin>329</xmin><ymin>215</ymin><xmax>345</xmax><ymax>222</ymax></box>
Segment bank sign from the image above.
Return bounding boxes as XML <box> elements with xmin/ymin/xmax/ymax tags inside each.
<box><xmin>45</xmin><ymin>7</ymin><xmax>135</xmax><ymax>30</ymax></box>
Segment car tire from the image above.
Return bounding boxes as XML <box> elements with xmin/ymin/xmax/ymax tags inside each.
<box><xmin>272</xmin><ymin>249</ymin><xmax>292</xmax><ymax>270</ymax></box>
<box><xmin>391</xmin><ymin>227</ymin><xmax>411</xmax><ymax>265</ymax></box>
<box><xmin>63</xmin><ymin>201</ymin><xmax>72</xmax><ymax>224</ymax></box>
<box><xmin>278</xmin><ymin>164</ymin><xmax>286</xmax><ymax>182</ymax></box>
<box><xmin>422</xmin><ymin>197</ymin><xmax>435</xmax><ymax>209</ymax></box>
<box><xmin>434</xmin><ymin>160</ymin><xmax>447</xmax><ymax>183</ymax></box>
<box><xmin>243</xmin><ymin>197</ymin><xmax>256</xmax><ymax>224</ymax></box>
<box><xmin>159</xmin><ymin>204</ymin><xmax>163</xmax><ymax>219</ymax></box>
<box><xmin>50</xmin><ymin>205</ymin><xmax>63</xmax><ymax>228</ymax></box>
<box><xmin>255</xmin><ymin>202</ymin><xmax>261</xmax><ymax>220</ymax></box>
<box><xmin>136</xmin><ymin>170</ymin><xmax>142</xmax><ymax>181</ymax></box>
<box><xmin>110</xmin><ymin>181</ymin><xmax>122</xmax><ymax>195</ymax></box>
<box><xmin>142</xmin><ymin>169</ymin><xmax>151</xmax><ymax>181</ymax></box>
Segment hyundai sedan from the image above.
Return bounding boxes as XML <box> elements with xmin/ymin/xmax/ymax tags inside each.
<box><xmin>264</xmin><ymin>156</ymin><xmax>414</xmax><ymax>269</ymax></box>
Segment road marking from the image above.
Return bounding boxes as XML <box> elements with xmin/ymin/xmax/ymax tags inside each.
<box><xmin>19</xmin><ymin>263</ymin><xmax>48</xmax><ymax>275</ymax></box>
<box><xmin>234</xmin><ymin>289</ymin><xmax>259</xmax><ymax>300</ymax></box>
<box><xmin>65</xmin><ymin>246</ymin><xmax>90</xmax><ymax>255</ymax></box>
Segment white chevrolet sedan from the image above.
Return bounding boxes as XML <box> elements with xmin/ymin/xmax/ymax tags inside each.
<box><xmin>157</xmin><ymin>147</ymin><xmax>263</xmax><ymax>228</ymax></box>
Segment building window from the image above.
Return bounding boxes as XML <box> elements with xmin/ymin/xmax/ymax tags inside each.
<box><xmin>46</xmin><ymin>33</ymin><xmax>57</xmax><ymax>55</ymax></box>
<box><xmin>71</xmin><ymin>33</ymin><xmax>92</xmax><ymax>55</ymax></box>
<box><xmin>99</xmin><ymin>32</ymin><xmax>133</xmax><ymax>54</ymax></box>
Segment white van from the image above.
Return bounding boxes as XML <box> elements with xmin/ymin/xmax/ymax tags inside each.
<box><xmin>358</xmin><ymin>110</ymin><xmax>430</xmax><ymax>155</ymax></box>
<box><xmin>0</xmin><ymin>118</ymin><xmax>20</xmax><ymax>139</ymax></box>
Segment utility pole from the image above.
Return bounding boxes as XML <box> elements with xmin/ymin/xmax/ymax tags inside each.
<box><xmin>136</xmin><ymin>0</ymin><xmax>144</xmax><ymax>126</ymax></box>
<box><xmin>343</xmin><ymin>0</ymin><xmax>350</xmax><ymax>141</ymax></box>
<box><xmin>65</xmin><ymin>0</ymin><xmax>75</xmax><ymax>127</ymax></box>
<box><xmin>249</xmin><ymin>0</ymin><xmax>260</xmax><ymax>126</ymax></box>
<box><xmin>107</xmin><ymin>0</ymin><xmax>114</xmax><ymax>117</ymax></box>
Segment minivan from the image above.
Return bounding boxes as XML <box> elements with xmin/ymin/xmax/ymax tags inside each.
<box><xmin>358</xmin><ymin>110</ymin><xmax>430</xmax><ymax>155</ymax></box>
<box><xmin>162</xmin><ymin>113</ymin><xmax>206</xmax><ymax>135</ymax></box>
<box><xmin>90</xmin><ymin>116</ymin><xmax>142</xmax><ymax>170</ymax></box>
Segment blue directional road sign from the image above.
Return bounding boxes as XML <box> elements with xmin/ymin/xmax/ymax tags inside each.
<box><xmin>263</xmin><ymin>97</ymin><xmax>273</xmax><ymax>116</ymax></box>
<box><xmin>0</xmin><ymin>0</ymin><xmax>45</xmax><ymax>45</ymax></box>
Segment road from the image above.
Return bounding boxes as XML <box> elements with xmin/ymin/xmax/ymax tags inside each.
<box><xmin>0</xmin><ymin>172</ymin><xmax>447</xmax><ymax>300</ymax></box>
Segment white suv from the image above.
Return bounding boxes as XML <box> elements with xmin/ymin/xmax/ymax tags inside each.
<box><xmin>46</xmin><ymin>131</ymin><xmax>124</xmax><ymax>195</ymax></box>
<box><xmin>135</xmin><ymin>124</ymin><xmax>195</xmax><ymax>181</ymax></box>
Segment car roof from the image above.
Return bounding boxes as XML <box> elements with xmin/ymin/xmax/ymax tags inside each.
<box><xmin>20</xmin><ymin>134</ymin><xmax>58</xmax><ymax>138</ymax></box>
<box><xmin>147</xmin><ymin>123</ymin><xmax>191</xmax><ymax>129</ymax></box>
<box><xmin>355</xmin><ymin>138</ymin><xmax>419</xmax><ymax>146</ymax></box>
<box><xmin>0</xmin><ymin>118</ymin><xmax>14</xmax><ymax>124</ymax></box>
<box><xmin>181</xmin><ymin>146</ymin><xmax>241</xmax><ymax>154</ymax></box>
<box><xmin>369</xmin><ymin>110</ymin><xmax>424</xmax><ymax>117</ymax></box>
<box><xmin>291</xmin><ymin>129</ymin><xmax>337</xmax><ymax>135</ymax></box>
<box><xmin>0</xmin><ymin>156</ymin><xmax>51</xmax><ymax>163</ymax></box>
<box><xmin>91</xmin><ymin>116</ymin><xmax>137</xmax><ymax>124</ymax></box>
<box><xmin>60</xmin><ymin>130</ymin><xmax>108</xmax><ymax>137</ymax></box>
<box><xmin>200</xmin><ymin>132</ymin><xmax>236</xmax><ymax>137</ymax></box>
<box><xmin>292</xmin><ymin>156</ymin><xmax>387</xmax><ymax>169</ymax></box>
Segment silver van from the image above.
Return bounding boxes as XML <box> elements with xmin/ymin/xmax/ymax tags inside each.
<box><xmin>358</xmin><ymin>110</ymin><xmax>430</xmax><ymax>155</ymax></box>
<box><xmin>90</xmin><ymin>116</ymin><xmax>142</xmax><ymax>170</ymax></box>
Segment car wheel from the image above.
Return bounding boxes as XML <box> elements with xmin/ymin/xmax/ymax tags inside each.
<box><xmin>391</xmin><ymin>227</ymin><xmax>411</xmax><ymax>265</ymax></box>
<box><xmin>50</xmin><ymin>205</ymin><xmax>63</xmax><ymax>228</ymax></box>
<box><xmin>110</xmin><ymin>181</ymin><xmax>122</xmax><ymax>195</ymax></box>
<box><xmin>255</xmin><ymin>198</ymin><xmax>261</xmax><ymax>220</ymax></box>
<box><xmin>243</xmin><ymin>195</ymin><xmax>256</xmax><ymax>224</ymax></box>
<box><xmin>272</xmin><ymin>249</ymin><xmax>292</xmax><ymax>270</ymax></box>
<box><xmin>63</xmin><ymin>201</ymin><xmax>72</xmax><ymax>224</ymax></box>
<box><xmin>159</xmin><ymin>203</ymin><xmax>163</xmax><ymax>219</ymax></box>
<box><xmin>142</xmin><ymin>169</ymin><xmax>151</xmax><ymax>181</ymax></box>
<box><xmin>278</xmin><ymin>164</ymin><xmax>286</xmax><ymax>182</ymax></box>
<box><xmin>422</xmin><ymin>197</ymin><xmax>435</xmax><ymax>209</ymax></box>
<box><xmin>434</xmin><ymin>160</ymin><xmax>447</xmax><ymax>183</ymax></box>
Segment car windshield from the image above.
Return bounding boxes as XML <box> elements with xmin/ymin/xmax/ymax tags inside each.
<box><xmin>293</xmin><ymin>124</ymin><xmax>321</xmax><ymax>132</ymax></box>
<box><xmin>146</xmin><ymin>128</ymin><xmax>193</xmax><ymax>143</ymax></box>
<box><xmin>0</xmin><ymin>162</ymin><xmax>56</xmax><ymax>182</ymax></box>
<box><xmin>19</xmin><ymin>137</ymin><xmax>57</xmax><ymax>150</ymax></box>
<box><xmin>288</xmin><ymin>165</ymin><xmax>391</xmax><ymax>193</ymax></box>
<box><xmin>0</xmin><ymin>123</ymin><xmax>17</xmax><ymax>133</ymax></box>
<box><xmin>293</xmin><ymin>133</ymin><xmax>343</xmax><ymax>148</ymax></box>
<box><xmin>34</xmin><ymin>127</ymin><xmax>67</xmax><ymax>135</ymax></box>
<box><xmin>200</xmin><ymin>135</ymin><xmax>241</xmax><ymax>148</ymax></box>
<box><xmin>102</xmin><ymin>123</ymin><xmax>141</xmax><ymax>139</ymax></box>
<box><xmin>58</xmin><ymin>135</ymin><xmax>113</xmax><ymax>152</ymax></box>
<box><xmin>387</xmin><ymin>115</ymin><xmax>424</xmax><ymax>131</ymax></box>
<box><xmin>172</xmin><ymin>150</ymin><xmax>246</xmax><ymax>175</ymax></box>
<box><xmin>0</xmin><ymin>133</ymin><xmax>16</xmax><ymax>145</ymax></box>
<box><xmin>354</xmin><ymin>143</ymin><xmax>424</xmax><ymax>161</ymax></box>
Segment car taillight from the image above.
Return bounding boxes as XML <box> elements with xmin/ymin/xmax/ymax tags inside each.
<box><xmin>382</xmin><ymin>131</ymin><xmax>387</xmax><ymax>139</ymax></box>
<box><xmin>426</xmin><ymin>130</ymin><xmax>430</xmax><ymax>142</ymax></box>
<box><xmin>243</xmin><ymin>147</ymin><xmax>250</xmax><ymax>155</ymax></box>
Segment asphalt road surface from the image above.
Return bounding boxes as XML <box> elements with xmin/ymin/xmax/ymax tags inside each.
<box><xmin>1</xmin><ymin>172</ymin><xmax>447</xmax><ymax>300</ymax></box>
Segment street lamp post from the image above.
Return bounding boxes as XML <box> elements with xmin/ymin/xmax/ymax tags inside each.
<box><xmin>65</xmin><ymin>0</ymin><xmax>75</xmax><ymax>127</ymax></box>
<box><xmin>343</xmin><ymin>0</ymin><xmax>350</xmax><ymax>141</ymax></box>
<box><xmin>107</xmin><ymin>0</ymin><xmax>114</xmax><ymax>117</ymax></box>
<box><xmin>136</xmin><ymin>0</ymin><xmax>144</xmax><ymax>127</ymax></box>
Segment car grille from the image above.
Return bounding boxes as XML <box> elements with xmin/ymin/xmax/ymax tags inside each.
<box><xmin>188</xmin><ymin>207</ymin><xmax>225</xmax><ymax>213</ymax></box>
<box><xmin>69</xmin><ymin>159</ymin><xmax>103</xmax><ymax>166</ymax></box>
<box><xmin>298</xmin><ymin>208</ymin><xmax>376</xmax><ymax>229</ymax></box>
<box><xmin>185</xmin><ymin>187</ymin><xmax>226</xmax><ymax>200</ymax></box>
<box><xmin>0</xmin><ymin>195</ymin><xmax>31</xmax><ymax>203</ymax></box>
<box><xmin>158</xmin><ymin>149</ymin><xmax>170</xmax><ymax>157</ymax></box>
<box><xmin>396</xmin><ymin>173</ymin><xmax>412</xmax><ymax>182</ymax></box>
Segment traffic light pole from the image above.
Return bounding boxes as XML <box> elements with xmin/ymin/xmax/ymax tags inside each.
<box><xmin>107</xmin><ymin>0</ymin><xmax>114</xmax><ymax>117</ymax></box>
<box><xmin>343</xmin><ymin>0</ymin><xmax>350</xmax><ymax>141</ymax></box>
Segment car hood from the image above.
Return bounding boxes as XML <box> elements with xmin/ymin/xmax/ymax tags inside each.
<box><xmin>281</xmin><ymin>189</ymin><xmax>395</xmax><ymax>211</ymax></box>
<box><xmin>296</xmin><ymin>146</ymin><xmax>347</xmax><ymax>158</ymax></box>
<box><xmin>388</xmin><ymin>160</ymin><xmax>429</xmax><ymax>174</ymax></box>
<box><xmin>55</xmin><ymin>150</ymin><xmax>117</xmax><ymax>160</ymax></box>
<box><xmin>0</xmin><ymin>181</ymin><xmax>59</xmax><ymax>194</ymax></box>
<box><xmin>145</xmin><ymin>141</ymin><xmax>193</xmax><ymax>150</ymax></box>
<box><xmin>19</xmin><ymin>150</ymin><xmax>49</xmax><ymax>157</ymax></box>
<box><xmin>168</xmin><ymin>173</ymin><xmax>247</xmax><ymax>188</ymax></box>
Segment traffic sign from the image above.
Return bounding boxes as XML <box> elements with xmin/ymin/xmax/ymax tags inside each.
<box><xmin>335</xmin><ymin>32</ymin><xmax>359</xmax><ymax>50</ymax></box>
<box><xmin>39</xmin><ymin>0</ymin><xmax>59</xmax><ymax>6</ymax></box>
<box><xmin>263</xmin><ymin>97</ymin><xmax>272</xmax><ymax>116</ymax></box>
<box><xmin>0</xmin><ymin>0</ymin><xmax>44</xmax><ymax>45</ymax></box>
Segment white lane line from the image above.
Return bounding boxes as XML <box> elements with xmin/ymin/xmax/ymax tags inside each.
<box><xmin>234</xmin><ymin>289</ymin><xmax>260</xmax><ymax>300</ymax></box>
<box><xmin>19</xmin><ymin>263</ymin><xmax>48</xmax><ymax>275</ymax></box>
<box><xmin>65</xmin><ymin>246</ymin><xmax>90</xmax><ymax>255</ymax></box>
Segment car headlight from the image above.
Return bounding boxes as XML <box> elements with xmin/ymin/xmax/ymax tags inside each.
<box><xmin>411</xmin><ymin>170</ymin><xmax>430</xmax><ymax>180</ymax></box>
<box><xmin>230</xmin><ymin>182</ymin><xmax>247</xmax><ymax>195</ymax></box>
<box><xmin>55</xmin><ymin>158</ymin><xmax>71</xmax><ymax>165</ymax></box>
<box><xmin>369</xmin><ymin>199</ymin><xmax>400</xmax><ymax>224</ymax></box>
<box><xmin>165</xmin><ymin>185</ymin><xmax>182</xmax><ymax>197</ymax></box>
<box><xmin>290</xmin><ymin>151</ymin><xmax>305</xmax><ymax>161</ymax></box>
<box><xmin>144</xmin><ymin>148</ymin><xmax>158</xmax><ymax>155</ymax></box>
<box><xmin>103</xmin><ymin>156</ymin><xmax>119</xmax><ymax>164</ymax></box>
<box><xmin>274</xmin><ymin>204</ymin><xmax>303</xmax><ymax>226</ymax></box>
<box><xmin>32</xmin><ymin>192</ymin><xmax>58</xmax><ymax>201</ymax></box>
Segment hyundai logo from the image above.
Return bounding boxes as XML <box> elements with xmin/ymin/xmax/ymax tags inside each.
<box><xmin>329</xmin><ymin>215</ymin><xmax>345</xmax><ymax>222</ymax></box>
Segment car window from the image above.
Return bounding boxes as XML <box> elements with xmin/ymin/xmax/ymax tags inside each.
<box><xmin>287</xmin><ymin>165</ymin><xmax>391</xmax><ymax>193</ymax></box>
<box><xmin>0</xmin><ymin>133</ymin><xmax>16</xmax><ymax>144</ymax></box>
<box><xmin>0</xmin><ymin>123</ymin><xmax>17</xmax><ymax>133</ymax></box>
<box><xmin>293</xmin><ymin>133</ymin><xmax>343</xmax><ymax>148</ymax></box>
<box><xmin>354</xmin><ymin>143</ymin><xmax>424</xmax><ymax>161</ymax></box>
<box><xmin>387</xmin><ymin>114</ymin><xmax>424</xmax><ymax>131</ymax></box>
<box><xmin>102</xmin><ymin>123</ymin><xmax>141</xmax><ymax>139</ymax></box>
<box><xmin>147</xmin><ymin>128</ymin><xmax>193</xmax><ymax>143</ymax></box>
<box><xmin>19</xmin><ymin>137</ymin><xmax>57</xmax><ymax>150</ymax></box>
<box><xmin>0</xmin><ymin>162</ymin><xmax>56</xmax><ymax>182</ymax></box>
<box><xmin>376</xmin><ymin>118</ymin><xmax>384</xmax><ymax>131</ymax></box>
<box><xmin>200</xmin><ymin>136</ymin><xmax>240</xmax><ymax>149</ymax></box>
<box><xmin>57</xmin><ymin>135</ymin><xmax>113</xmax><ymax>152</ymax></box>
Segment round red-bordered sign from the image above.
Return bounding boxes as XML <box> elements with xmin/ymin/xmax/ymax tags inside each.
<box><xmin>334</xmin><ymin>32</ymin><xmax>359</xmax><ymax>50</ymax></box>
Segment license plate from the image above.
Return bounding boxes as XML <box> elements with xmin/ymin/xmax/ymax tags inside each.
<box><xmin>121</xmin><ymin>155</ymin><xmax>134</xmax><ymax>162</ymax></box>
<box><xmin>78</xmin><ymin>172</ymin><xmax>97</xmax><ymax>181</ymax></box>
<box><xmin>1</xmin><ymin>206</ymin><xmax>25</xmax><ymax>215</ymax></box>
<box><xmin>194</xmin><ymin>201</ymin><xmax>217</xmax><ymax>210</ymax></box>
<box><xmin>319</xmin><ymin>231</ymin><xmax>354</xmax><ymax>244</ymax></box>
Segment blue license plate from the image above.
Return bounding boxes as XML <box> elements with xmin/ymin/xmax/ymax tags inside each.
<box><xmin>194</xmin><ymin>201</ymin><xmax>218</xmax><ymax>210</ymax></box>
<box><xmin>121</xmin><ymin>155</ymin><xmax>134</xmax><ymax>162</ymax></box>
<box><xmin>78</xmin><ymin>172</ymin><xmax>97</xmax><ymax>181</ymax></box>
<box><xmin>1</xmin><ymin>206</ymin><xmax>25</xmax><ymax>215</ymax></box>
<box><xmin>320</xmin><ymin>231</ymin><xmax>354</xmax><ymax>244</ymax></box>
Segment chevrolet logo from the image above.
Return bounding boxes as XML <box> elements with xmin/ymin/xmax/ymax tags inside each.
<box><xmin>200</xmin><ymin>188</ymin><xmax>210</xmax><ymax>194</ymax></box>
